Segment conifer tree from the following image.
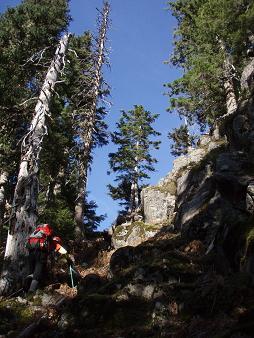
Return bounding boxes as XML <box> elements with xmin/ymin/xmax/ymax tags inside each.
<box><xmin>0</xmin><ymin>33</ymin><xmax>70</xmax><ymax>295</ymax></box>
<box><xmin>108</xmin><ymin>105</ymin><xmax>161</xmax><ymax>213</ymax></box>
<box><xmin>83</xmin><ymin>197</ymin><xmax>107</xmax><ymax>233</ymax></box>
<box><xmin>166</xmin><ymin>0</ymin><xmax>254</xmax><ymax>152</ymax></box>
<box><xmin>0</xmin><ymin>0</ymin><xmax>70</xmax><ymax>224</ymax></box>
<box><xmin>0</xmin><ymin>0</ymin><xmax>108</xmax><ymax>294</ymax></box>
<box><xmin>169</xmin><ymin>124</ymin><xmax>197</xmax><ymax>156</ymax></box>
<box><xmin>34</xmin><ymin>32</ymin><xmax>94</xmax><ymax>239</ymax></box>
<box><xmin>70</xmin><ymin>2</ymin><xmax>110</xmax><ymax>237</ymax></box>
<box><xmin>37</xmin><ymin>102</ymin><xmax>76</xmax><ymax>238</ymax></box>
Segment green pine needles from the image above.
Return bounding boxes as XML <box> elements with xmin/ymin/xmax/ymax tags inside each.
<box><xmin>0</xmin><ymin>0</ymin><xmax>108</xmax><ymax>237</ymax></box>
<box><xmin>167</xmin><ymin>0</ymin><xmax>254</xmax><ymax>155</ymax></box>
<box><xmin>108</xmin><ymin>105</ymin><xmax>161</xmax><ymax>212</ymax></box>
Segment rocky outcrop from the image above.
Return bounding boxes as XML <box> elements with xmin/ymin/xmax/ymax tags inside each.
<box><xmin>141</xmin><ymin>133</ymin><xmax>227</xmax><ymax>227</ymax></box>
<box><xmin>111</xmin><ymin>134</ymin><xmax>229</xmax><ymax>249</ymax></box>
<box><xmin>241</xmin><ymin>57</ymin><xmax>254</xmax><ymax>91</ymax></box>
<box><xmin>141</xmin><ymin>186</ymin><xmax>175</xmax><ymax>224</ymax></box>
<box><xmin>112</xmin><ymin>221</ymin><xmax>163</xmax><ymax>249</ymax></box>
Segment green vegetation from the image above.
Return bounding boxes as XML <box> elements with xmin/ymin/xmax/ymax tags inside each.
<box><xmin>167</xmin><ymin>0</ymin><xmax>254</xmax><ymax>154</ymax></box>
<box><xmin>169</xmin><ymin>124</ymin><xmax>197</xmax><ymax>156</ymax></box>
<box><xmin>114</xmin><ymin>221</ymin><xmax>162</xmax><ymax>242</ymax></box>
<box><xmin>108</xmin><ymin>105</ymin><xmax>161</xmax><ymax>212</ymax></box>
<box><xmin>0</xmin><ymin>0</ymin><xmax>107</xmax><ymax>237</ymax></box>
<box><xmin>0</xmin><ymin>299</ymin><xmax>34</xmax><ymax>334</ymax></box>
<box><xmin>146</xmin><ymin>180</ymin><xmax>177</xmax><ymax>195</ymax></box>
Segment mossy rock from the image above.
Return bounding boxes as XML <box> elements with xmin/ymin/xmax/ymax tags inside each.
<box><xmin>245</xmin><ymin>226</ymin><xmax>254</xmax><ymax>252</ymax></box>
<box><xmin>160</xmin><ymin>180</ymin><xmax>177</xmax><ymax>195</ymax></box>
<box><xmin>132</xmin><ymin>221</ymin><xmax>162</xmax><ymax>232</ymax></box>
<box><xmin>145</xmin><ymin>180</ymin><xmax>177</xmax><ymax>195</ymax></box>
<box><xmin>113</xmin><ymin>221</ymin><xmax>162</xmax><ymax>245</ymax></box>
<box><xmin>0</xmin><ymin>299</ymin><xmax>34</xmax><ymax>334</ymax></box>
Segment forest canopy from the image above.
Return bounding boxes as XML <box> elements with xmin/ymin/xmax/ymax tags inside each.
<box><xmin>166</xmin><ymin>0</ymin><xmax>254</xmax><ymax>155</ymax></box>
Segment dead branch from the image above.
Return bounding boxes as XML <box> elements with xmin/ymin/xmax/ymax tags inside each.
<box><xmin>68</xmin><ymin>48</ymin><xmax>78</xmax><ymax>58</ymax></box>
<box><xmin>18</xmin><ymin>96</ymin><xmax>38</xmax><ymax>107</ymax></box>
<box><xmin>22</xmin><ymin>47</ymin><xmax>50</xmax><ymax>67</ymax></box>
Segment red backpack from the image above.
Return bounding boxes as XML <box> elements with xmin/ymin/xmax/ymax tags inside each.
<box><xmin>27</xmin><ymin>224</ymin><xmax>53</xmax><ymax>251</ymax></box>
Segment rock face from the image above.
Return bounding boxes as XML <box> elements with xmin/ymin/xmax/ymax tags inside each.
<box><xmin>141</xmin><ymin>187</ymin><xmax>175</xmax><ymax>224</ymax></box>
<box><xmin>141</xmin><ymin>135</ymin><xmax>225</xmax><ymax>227</ymax></box>
<box><xmin>111</xmin><ymin>134</ymin><xmax>225</xmax><ymax>248</ymax></box>
<box><xmin>149</xmin><ymin>100</ymin><xmax>254</xmax><ymax>277</ymax></box>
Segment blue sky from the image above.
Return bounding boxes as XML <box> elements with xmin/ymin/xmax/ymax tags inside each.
<box><xmin>1</xmin><ymin>0</ymin><xmax>181</xmax><ymax>229</ymax></box>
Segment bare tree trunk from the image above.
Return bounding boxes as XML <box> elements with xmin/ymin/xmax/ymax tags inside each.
<box><xmin>45</xmin><ymin>168</ymin><xmax>65</xmax><ymax>208</ymax></box>
<box><xmin>130</xmin><ymin>180</ymin><xmax>139</xmax><ymax>214</ymax></box>
<box><xmin>74</xmin><ymin>162</ymin><xmax>87</xmax><ymax>237</ymax></box>
<box><xmin>0</xmin><ymin>172</ymin><xmax>8</xmax><ymax>228</ymax></box>
<box><xmin>214</xmin><ymin>39</ymin><xmax>238</xmax><ymax>139</ymax></box>
<box><xmin>129</xmin><ymin>140</ymin><xmax>140</xmax><ymax>214</ymax></box>
<box><xmin>74</xmin><ymin>2</ymin><xmax>110</xmax><ymax>237</ymax></box>
<box><xmin>0</xmin><ymin>34</ymin><xmax>70</xmax><ymax>295</ymax></box>
<box><xmin>219</xmin><ymin>39</ymin><xmax>238</xmax><ymax>116</ymax></box>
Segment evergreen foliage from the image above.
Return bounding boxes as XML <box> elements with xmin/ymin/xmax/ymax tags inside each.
<box><xmin>168</xmin><ymin>124</ymin><xmax>197</xmax><ymax>156</ymax></box>
<box><xmin>84</xmin><ymin>197</ymin><xmax>107</xmax><ymax>233</ymax></box>
<box><xmin>0</xmin><ymin>1</ymin><xmax>107</xmax><ymax>236</ymax></box>
<box><xmin>108</xmin><ymin>105</ymin><xmax>161</xmax><ymax>209</ymax></box>
<box><xmin>0</xmin><ymin>0</ymin><xmax>71</xmax><ymax>214</ymax></box>
<box><xmin>37</xmin><ymin>31</ymin><xmax>108</xmax><ymax>235</ymax></box>
<box><xmin>166</xmin><ymin>0</ymin><xmax>254</xmax><ymax>153</ymax></box>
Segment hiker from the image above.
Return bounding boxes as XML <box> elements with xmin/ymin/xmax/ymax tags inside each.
<box><xmin>26</xmin><ymin>224</ymin><xmax>74</xmax><ymax>293</ymax></box>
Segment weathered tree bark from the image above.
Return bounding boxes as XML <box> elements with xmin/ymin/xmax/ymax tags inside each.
<box><xmin>0</xmin><ymin>172</ymin><xmax>8</xmax><ymax>229</ymax></box>
<box><xmin>130</xmin><ymin>179</ymin><xmax>139</xmax><ymax>215</ymax></box>
<box><xmin>74</xmin><ymin>2</ymin><xmax>110</xmax><ymax>238</ymax></box>
<box><xmin>219</xmin><ymin>39</ymin><xmax>238</xmax><ymax>117</ymax></box>
<box><xmin>0</xmin><ymin>34</ymin><xmax>70</xmax><ymax>295</ymax></box>
<box><xmin>130</xmin><ymin>180</ymin><xmax>138</xmax><ymax>212</ymax></box>
<box><xmin>214</xmin><ymin>39</ymin><xmax>238</xmax><ymax>139</ymax></box>
<box><xmin>74</xmin><ymin>161</ymin><xmax>87</xmax><ymax>237</ymax></box>
<box><xmin>129</xmin><ymin>140</ymin><xmax>140</xmax><ymax>214</ymax></box>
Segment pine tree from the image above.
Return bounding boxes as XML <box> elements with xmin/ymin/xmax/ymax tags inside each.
<box><xmin>0</xmin><ymin>0</ymin><xmax>109</xmax><ymax>294</ymax></box>
<box><xmin>0</xmin><ymin>0</ymin><xmax>70</xmax><ymax>225</ymax></box>
<box><xmin>0</xmin><ymin>33</ymin><xmax>70</xmax><ymax>295</ymax></box>
<box><xmin>84</xmin><ymin>196</ymin><xmax>107</xmax><ymax>233</ymax></box>
<box><xmin>168</xmin><ymin>124</ymin><xmax>197</xmax><ymax>156</ymax></box>
<box><xmin>166</xmin><ymin>0</ymin><xmax>254</xmax><ymax>148</ymax></box>
<box><xmin>69</xmin><ymin>2</ymin><xmax>110</xmax><ymax>238</ymax></box>
<box><xmin>35</xmin><ymin>32</ymin><xmax>93</xmax><ymax>240</ymax></box>
<box><xmin>108</xmin><ymin>105</ymin><xmax>161</xmax><ymax>213</ymax></box>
